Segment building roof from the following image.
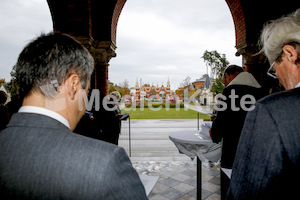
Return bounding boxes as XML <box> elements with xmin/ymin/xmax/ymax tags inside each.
<box><xmin>192</xmin><ymin>75</ymin><xmax>211</xmax><ymax>89</ymax></box>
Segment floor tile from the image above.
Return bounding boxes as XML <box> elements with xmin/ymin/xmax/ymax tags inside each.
<box><xmin>202</xmin><ymin>173</ymin><xmax>214</xmax><ymax>182</ymax></box>
<box><xmin>177</xmin><ymin>194</ymin><xmax>197</xmax><ymax>200</ymax></box>
<box><xmin>172</xmin><ymin>183</ymin><xmax>195</xmax><ymax>193</ymax></box>
<box><xmin>152</xmin><ymin>182</ymin><xmax>170</xmax><ymax>194</ymax></box>
<box><xmin>161</xmin><ymin>188</ymin><xmax>184</xmax><ymax>200</ymax></box>
<box><xmin>202</xmin><ymin>182</ymin><xmax>220</xmax><ymax>193</ymax></box>
<box><xmin>188</xmin><ymin>188</ymin><xmax>197</xmax><ymax>198</ymax></box>
<box><xmin>184</xmin><ymin>177</ymin><xmax>197</xmax><ymax>187</ymax></box>
<box><xmin>172</xmin><ymin>173</ymin><xmax>191</xmax><ymax>182</ymax></box>
<box><xmin>208</xmin><ymin>177</ymin><xmax>220</xmax><ymax>185</ymax></box>
<box><xmin>182</xmin><ymin>169</ymin><xmax>197</xmax><ymax>177</ymax></box>
<box><xmin>201</xmin><ymin>189</ymin><xmax>213</xmax><ymax>200</ymax></box>
<box><xmin>205</xmin><ymin>194</ymin><xmax>221</xmax><ymax>200</ymax></box>
<box><xmin>159</xmin><ymin>177</ymin><xmax>182</xmax><ymax>188</ymax></box>
<box><xmin>149</xmin><ymin>194</ymin><xmax>170</xmax><ymax>200</ymax></box>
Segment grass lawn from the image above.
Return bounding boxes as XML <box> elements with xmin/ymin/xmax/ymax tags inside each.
<box><xmin>121</xmin><ymin>107</ymin><xmax>210</xmax><ymax>119</ymax></box>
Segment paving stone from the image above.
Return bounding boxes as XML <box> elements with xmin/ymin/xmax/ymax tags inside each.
<box><xmin>177</xmin><ymin>193</ymin><xmax>197</xmax><ymax>200</ymax></box>
<box><xmin>201</xmin><ymin>189</ymin><xmax>213</xmax><ymax>200</ymax></box>
<box><xmin>159</xmin><ymin>177</ymin><xmax>182</xmax><ymax>188</ymax></box>
<box><xmin>161</xmin><ymin>188</ymin><xmax>185</xmax><ymax>200</ymax></box>
<box><xmin>149</xmin><ymin>194</ymin><xmax>170</xmax><ymax>200</ymax></box>
<box><xmin>160</xmin><ymin>169</ymin><xmax>181</xmax><ymax>178</ymax></box>
<box><xmin>202</xmin><ymin>173</ymin><xmax>214</xmax><ymax>182</ymax></box>
<box><xmin>182</xmin><ymin>169</ymin><xmax>197</xmax><ymax>177</ymax></box>
<box><xmin>202</xmin><ymin>182</ymin><xmax>221</xmax><ymax>193</ymax></box>
<box><xmin>188</xmin><ymin>188</ymin><xmax>197</xmax><ymax>198</ymax></box>
<box><xmin>172</xmin><ymin>183</ymin><xmax>195</xmax><ymax>193</ymax></box>
<box><xmin>171</xmin><ymin>173</ymin><xmax>191</xmax><ymax>182</ymax></box>
<box><xmin>184</xmin><ymin>177</ymin><xmax>197</xmax><ymax>187</ymax></box>
<box><xmin>203</xmin><ymin>168</ymin><xmax>220</xmax><ymax>177</ymax></box>
<box><xmin>205</xmin><ymin>194</ymin><xmax>221</xmax><ymax>200</ymax></box>
<box><xmin>151</xmin><ymin>182</ymin><xmax>169</xmax><ymax>194</ymax></box>
<box><xmin>208</xmin><ymin>177</ymin><xmax>220</xmax><ymax>185</ymax></box>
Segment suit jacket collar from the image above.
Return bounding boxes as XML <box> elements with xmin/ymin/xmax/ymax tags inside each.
<box><xmin>7</xmin><ymin>112</ymin><xmax>71</xmax><ymax>132</ymax></box>
<box><xmin>228</xmin><ymin>72</ymin><xmax>261</xmax><ymax>88</ymax></box>
<box><xmin>19</xmin><ymin>106</ymin><xmax>70</xmax><ymax>129</ymax></box>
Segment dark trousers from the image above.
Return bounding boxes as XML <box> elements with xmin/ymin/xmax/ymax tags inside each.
<box><xmin>221</xmin><ymin>170</ymin><xmax>230</xmax><ymax>200</ymax></box>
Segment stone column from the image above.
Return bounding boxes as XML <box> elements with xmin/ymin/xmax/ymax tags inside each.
<box><xmin>92</xmin><ymin>41</ymin><xmax>117</xmax><ymax>100</ymax></box>
<box><xmin>89</xmin><ymin>41</ymin><xmax>117</xmax><ymax>142</ymax></box>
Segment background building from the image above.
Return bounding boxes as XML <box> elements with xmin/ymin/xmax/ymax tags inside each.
<box><xmin>192</xmin><ymin>75</ymin><xmax>214</xmax><ymax>106</ymax></box>
<box><xmin>134</xmin><ymin>78</ymin><xmax>171</xmax><ymax>100</ymax></box>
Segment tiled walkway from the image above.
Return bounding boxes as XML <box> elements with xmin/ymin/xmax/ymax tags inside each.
<box><xmin>120</xmin><ymin>119</ymin><xmax>221</xmax><ymax>200</ymax></box>
<box><xmin>132</xmin><ymin>160</ymin><xmax>220</xmax><ymax>200</ymax></box>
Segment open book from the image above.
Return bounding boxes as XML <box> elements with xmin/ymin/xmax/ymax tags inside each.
<box><xmin>197</xmin><ymin>123</ymin><xmax>212</xmax><ymax>140</ymax></box>
<box><xmin>120</xmin><ymin>112</ymin><xmax>130</xmax><ymax>120</ymax></box>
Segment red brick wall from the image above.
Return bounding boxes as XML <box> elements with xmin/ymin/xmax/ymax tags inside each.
<box><xmin>192</xmin><ymin>82</ymin><xmax>205</xmax><ymax>89</ymax></box>
<box><xmin>225</xmin><ymin>0</ymin><xmax>245</xmax><ymax>46</ymax></box>
<box><xmin>95</xmin><ymin>64</ymin><xmax>109</xmax><ymax>98</ymax></box>
<box><xmin>111</xmin><ymin>0</ymin><xmax>127</xmax><ymax>44</ymax></box>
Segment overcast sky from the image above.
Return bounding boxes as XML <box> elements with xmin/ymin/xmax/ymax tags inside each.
<box><xmin>0</xmin><ymin>0</ymin><xmax>242</xmax><ymax>90</ymax></box>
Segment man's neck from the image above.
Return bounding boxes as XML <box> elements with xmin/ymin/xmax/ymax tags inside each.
<box><xmin>22</xmin><ymin>93</ymin><xmax>72</xmax><ymax>129</ymax></box>
<box><xmin>19</xmin><ymin>106</ymin><xmax>70</xmax><ymax>129</ymax></box>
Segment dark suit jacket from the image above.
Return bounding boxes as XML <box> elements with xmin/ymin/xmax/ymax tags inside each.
<box><xmin>211</xmin><ymin>84</ymin><xmax>263</xmax><ymax>168</ymax></box>
<box><xmin>0</xmin><ymin>113</ymin><xmax>147</xmax><ymax>200</ymax></box>
<box><xmin>227</xmin><ymin>88</ymin><xmax>300</xmax><ymax>199</ymax></box>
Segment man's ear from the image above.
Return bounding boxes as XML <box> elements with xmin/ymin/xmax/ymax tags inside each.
<box><xmin>283</xmin><ymin>44</ymin><xmax>298</xmax><ymax>63</ymax></box>
<box><xmin>66</xmin><ymin>74</ymin><xmax>80</xmax><ymax>100</ymax></box>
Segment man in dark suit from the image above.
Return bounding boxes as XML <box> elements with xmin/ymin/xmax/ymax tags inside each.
<box><xmin>210</xmin><ymin>65</ymin><xmax>263</xmax><ymax>200</ymax></box>
<box><xmin>0</xmin><ymin>33</ymin><xmax>147</xmax><ymax>199</ymax></box>
<box><xmin>227</xmin><ymin>8</ymin><xmax>300</xmax><ymax>199</ymax></box>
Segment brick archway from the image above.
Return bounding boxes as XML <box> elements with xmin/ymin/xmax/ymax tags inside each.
<box><xmin>46</xmin><ymin>0</ymin><xmax>300</xmax><ymax>94</ymax></box>
<box><xmin>47</xmin><ymin>0</ymin><xmax>126</xmax><ymax>100</ymax></box>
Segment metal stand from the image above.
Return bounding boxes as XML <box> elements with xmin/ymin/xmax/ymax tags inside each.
<box><xmin>197</xmin><ymin>157</ymin><xmax>202</xmax><ymax>200</ymax></box>
<box><xmin>197</xmin><ymin>112</ymin><xmax>202</xmax><ymax>199</ymax></box>
<box><xmin>197</xmin><ymin>112</ymin><xmax>200</xmax><ymax>130</ymax></box>
<box><xmin>128</xmin><ymin>116</ymin><xmax>131</xmax><ymax>157</ymax></box>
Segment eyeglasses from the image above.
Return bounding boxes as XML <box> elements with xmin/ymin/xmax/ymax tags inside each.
<box><xmin>267</xmin><ymin>52</ymin><xmax>282</xmax><ymax>79</ymax></box>
<box><xmin>267</xmin><ymin>61</ymin><xmax>277</xmax><ymax>79</ymax></box>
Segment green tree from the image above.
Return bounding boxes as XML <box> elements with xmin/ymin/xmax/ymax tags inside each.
<box><xmin>109</xmin><ymin>84</ymin><xmax>117</xmax><ymax>94</ymax></box>
<box><xmin>202</xmin><ymin>50</ymin><xmax>229</xmax><ymax>79</ymax></box>
<box><xmin>117</xmin><ymin>87</ymin><xmax>125</xmax><ymax>96</ymax></box>
<box><xmin>211</xmin><ymin>76</ymin><xmax>225</xmax><ymax>96</ymax></box>
<box><xmin>180</xmin><ymin>76</ymin><xmax>191</xmax><ymax>89</ymax></box>
<box><xmin>119</xmin><ymin>79</ymin><xmax>130</xmax><ymax>95</ymax></box>
<box><xmin>202</xmin><ymin>50</ymin><xmax>229</xmax><ymax>94</ymax></box>
<box><xmin>7</xmin><ymin>67</ymin><xmax>19</xmax><ymax>99</ymax></box>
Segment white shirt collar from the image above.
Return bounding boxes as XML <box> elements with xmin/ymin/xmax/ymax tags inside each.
<box><xmin>295</xmin><ymin>82</ymin><xmax>300</xmax><ymax>88</ymax></box>
<box><xmin>18</xmin><ymin>106</ymin><xmax>70</xmax><ymax>129</ymax></box>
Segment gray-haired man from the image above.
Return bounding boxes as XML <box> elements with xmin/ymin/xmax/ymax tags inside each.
<box><xmin>0</xmin><ymin>33</ymin><xmax>147</xmax><ymax>199</ymax></box>
<box><xmin>227</xmin><ymin>8</ymin><xmax>300</xmax><ymax>200</ymax></box>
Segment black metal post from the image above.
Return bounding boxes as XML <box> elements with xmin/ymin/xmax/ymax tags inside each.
<box><xmin>197</xmin><ymin>157</ymin><xmax>202</xmax><ymax>200</ymax></box>
<box><xmin>128</xmin><ymin>116</ymin><xmax>131</xmax><ymax>157</ymax></box>
<box><xmin>197</xmin><ymin>112</ymin><xmax>200</xmax><ymax>130</ymax></box>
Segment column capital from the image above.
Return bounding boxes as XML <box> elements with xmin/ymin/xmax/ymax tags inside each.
<box><xmin>236</xmin><ymin>41</ymin><xmax>265</xmax><ymax>65</ymax></box>
<box><xmin>72</xmin><ymin>36</ymin><xmax>94</xmax><ymax>49</ymax></box>
<box><xmin>92</xmin><ymin>41</ymin><xmax>117</xmax><ymax>65</ymax></box>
